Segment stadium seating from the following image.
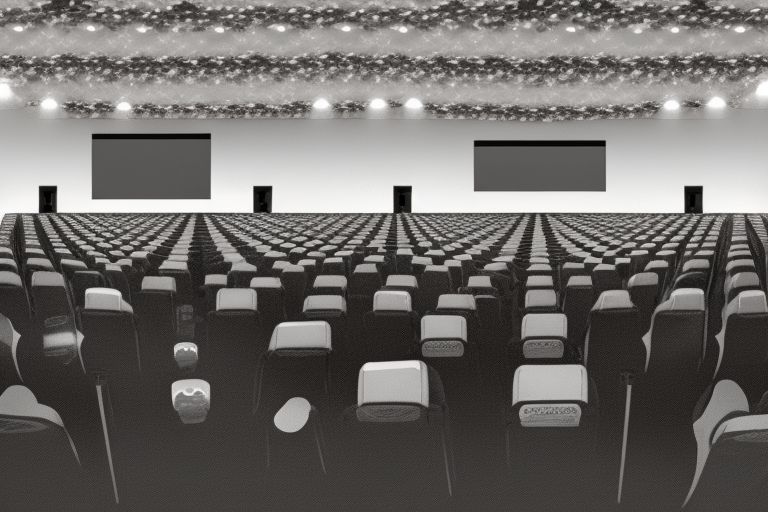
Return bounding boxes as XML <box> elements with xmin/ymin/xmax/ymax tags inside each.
<box><xmin>0</xmin><ymin>212</ymin><xmax>767</xmax><ymax>511</ymax></box>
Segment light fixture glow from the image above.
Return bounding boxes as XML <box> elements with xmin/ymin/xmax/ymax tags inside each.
<box><xmin>397</xmin><ymin>26</ymin><xmax>408</xmax><ymax>34</ymax></box>
<box><xmin>40</xmin><ymin>97</ymin><xmax>59</xmax><ymax>110</ymax></box>
<box><xmin>214</xmin><ymin>26</ymin><xmax>225</xmax><ymax>33</ymax></box>
<box><xmin>86</xmin><ymin>25</ymin><xmax>96</xmax><ymax>32</ymax></box>
<box><xmin>312</xmin><ymin>98</ymin><xmax>331</xmax><ymax>110</ymax></box>
<box><xmin>756</xmin><ymin>81</ymin><xmax>768</xmax><ymax>98</ymax></box>
<box><xmin>633</xmin><ymin>28</ymin><xmax>643</xmax><ymax>34</ymax></box>
<box><xmin>0</xmin><ymin>83</ymin><xmax>12</xmax><ymax>100</ymax></box>
<box><xmin>706</xmin><ymin>96</ymin><xmax>727</xmax><ymax>109</ymax></box>
<box><xmin>136</xmin><ymin>26</ymin><xmax>148</xmax><ymax>33</ymax></box>
<box><xmin>273</xmin><ymin>24</ymin><xmax>286</xmax><ymax>32</ymax></box>
<box><xmin>340</xmin><ymin>25</ymin><xmax>351</xmax><ymax>32</ymax></box>
<box><xmin>662</xmin><ymin>99</ymin><xmax>681</xmax><ymax>111</ymax></box>
<box><xmin>670</xmin><ymin>26</ymin><xmax>680</xmax><ymax>34</ymax></box>
<box><xmin>565</xmin><ymin>26</ymin><xmax>576</xmax><ymax>33</ymax></box>
<box><xmin>405</xmin><ymin>98</ymin><xmax>423</xmax><ymax>109</ymax></box>
<box><xmin>734</xmin><ymin>25</ymin><xmax>746</xmax><ymax>33</ymax></box>
<box><xmin>369</xmin><ymin>98</ymin><xmax>388</xmax><ymax>110</ymax></box>
<box><xmin>116</xmin><ymin>101</ymin><xmax>132</xmax><ymax>112</ymax></box>
<box><xmin>13</xmin><ymin>25</ymin><xmax>24</xmax><ymax>32</ymax></box>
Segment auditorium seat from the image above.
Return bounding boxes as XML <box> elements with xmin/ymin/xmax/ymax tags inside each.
<box><xmin>627</xmin><ymin>272</ymin><xmax>659</xmax><ymax>334</ymax></box>
<box><xmin>250</xmin><ymin>277</ymin><xmax>287</xmax><ymax>336</ymax></box>
<box><xmin>31</xmin><ymin>271</ymin><xmax>76</xmax><ymax>325</ymax></box>
<box><xmin>338</xmin><ymin>361</ymin><xmax>454</xmax><ymax>509</ymax></box>
<box><xmin>0</xmin><ymin>270</ymin><xmax>31</xmax><ymax>336</ymax></box>
<box><xmin>683</xmin><ymin>380</ymin><xmax>767</xmax><ymax>511</ymax></box>
<box><xmin>362</xmin><ymin>290</ymin><xmax>417</xmax><ymax>362</ymax></box>
<box><xmin>0</xmin><ymin>385</ymin><xmax>84</xmax><ymax>511</ymax></box>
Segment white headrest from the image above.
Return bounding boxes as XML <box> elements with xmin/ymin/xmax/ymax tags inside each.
<box><xmin>437</xmin><ymin>294</ymin><xmax>477</xmax><ymax>311</ymax></box>
<box><xmin>526</xmin><ymin>275</ymin><xmax>553</xmax><ymax>288</ymax></box>
<box><xmin>216</xmin><ymin>288</ymin><xmax>257</xmax><ymax>312</ymax></box>
<box><xmin>31</xmin><ymin>271</ymin><xmax>65</xmax><ymax>288</ymax></box>
<box><xmin>0</xmin><ymin>271</ymin><xmax>22</xmax><ymax>287</ymax></box>
<box><xmin>313</xmin><ymin>275</ymin><xmax>347</xmax><ymax>290</ymax></box>
<box><xmin>661</xmin><ymin>288</ymin><xmax>706</xmax><ymax>312</ymax></box>
<box><xmin>727</xmin><ymin>290</ymin><xmax>768</xmax><ymax>316</ymax></box>
<box><xmin>386</xmin><ymin>274</ymin><xmax>418</xmax><ymax>288</ymax></box>
<box><xmin>424</xmin><ymin>265</ymin><xmax>448</xmax><ymax>273</ymax></box>
<box><xmin>628</xmin><ymin>272</ymin><xmax>659</xmax><ymax>288</ymax></box>
<box><xmin>644</xmin><ymin>260</ymin><xmax>669</xmax><ymax>271</ymax></box>
<box><xmin>0</xmin><ymin>385</ymin><xmax>68</xmax><ymax>431</ymax></box>
<box><xmin>592</xmin><ymin>290</ymin><xmax>634</xmax><ymax>311</ymax></box>
<box><xmin>714</xmin><ymin>414</ymin><xmax>768</xmax><ymax>443</ymax></box>
<box><xmin>230</xmin><ymin>261</ymin><xmax>258</xmax><ymax>273</ymax></box>
<box><xmin>60</xmin><ymin>259</ymin><xmax>88</xmax><ymax>270</ymax></box>
<box><xmin>566</xmin><ymin>275</ymin><xmax>592</xmax><ymax>287</ymax></box>
<box><xmin>172</xmin><ymin>379</ymin><xmax>211</xmax><ymax>425</ymax></box>
<box><xmin>421</xmin><ymin>315</ymin><xmax>467</xmax><ymax>342</ymax></box>
<box><xmin>373</xmin><ymin>290</ymin><xmax>412</xmax><ymax>312</ymax></box>
<box><xmin>223</xmin><ymin>253</ymin><xmax>245</xmax><ymax>264</ymax></box>
<box><xmin>443</xmin><ymin>259</ymin><xmax>461</xmax><ymax>268</ymax></box>
<box><xmin>269</xmin><ymin>321</ymin><xmax>332</xmax><ymax>351</ymax></box>
<box><xmin>512</xmin><ymin>364</ymin><xmax>589</xmax><ymax>406</ymax></box>
<box><xmin>483</xmin><ymin>262</ymin><xmax>508</xmax><ymax>272</ymax></box>
<box><xmin>0</xmin><ymin>258</ymin><xmax>18</xmax><ymax>270</ymax></box>
<box><xmin>728</xmin><ymin>272</ymin><xmax>760</xmax><ymax>291</ymax></box>
<box><xmin>303</xmin><ymin>295</ymin><xmax>346</xmax><ymax>313</ymax></box>
<box><xmin>357</xmin><ymin>360</ymin><xmax>429</xmax><ymax>408</ymax></box>
<box><xmin>726</xmin><ymin>259</ymin><xmax>755</xmax><ymax>273</ymax></box>
<box><xmin>141</xmin><ymin>276</ymin><xmax>176</xmax><ymax>293</ymax></box>
<box><xmin>250</xmin><ymin>277</ymin><xmax>282</xmax><ymax>289</ymax></box>
<box><xmin>354</xmin><ymin>263</ymin><xmax>379</xmax><ymax>275</ymax></box>
<box><xmin>159</xmin><ymin>260</ymin><xmax>188</xmax><ymax>271</ymax></box>
<box><xmin>467</xmin><ymin>275</ymin><xmax>493</xmax><ymax>289</ymax></box>
<box><xmin>84</xmin><ymin>288</ymin><xmax>133</xmax><ymax>313</ymax></box>
<box><xmin>521</xmin><ymin>313</ymin><xmax>568</xmax><ymax>339</ymax></box>
<box><xmin>204</xmin><ymin>274</ymin><xmax>227</xmax><ymax>286</ymax></box>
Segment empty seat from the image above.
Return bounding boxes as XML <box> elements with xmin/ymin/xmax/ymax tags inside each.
<box><xmin>302</xmin><ymin>295</ymin><xmax>348</xmax><ymax>357</ymax></box>
<box><xmin>0</xmin><ymin>271</ymin><xmax>31</xmax><ymax>336</ymax></box>
<box><xmin>250</xmin><ymin>277</ymin><xmax>287</xmax><ymax>336</ymax></box>
<box><xmin>507</xmin><ymin>365</ymin><xmax>598</xmax><ymax>509</ymax></box>
<box><xmin>724</xmin><ymin>272</ymin><xmax>761</xmax><ymax>303</ymax></box>
<box><xmin>31</xmin><ymin>271</ymin><xmax>75</xmax><ymax>324</ymax></box>
<box><xmin>0</xmin><ymin>385</ymin><xmax>83</xmax><ymax>511</ymax></box>
<box><xmin>628</xmin><ymin>272</ymin><xmax>659</xmax><ymax>334</ymax></box>
<box><xmin>683</xmin><ymin>380</ymin><xmax>766</xmax><ymax>512</ymax></box>
<box><xmin>419</xmin><ymin>265</ymin><xmax>453</xmax><ymax>313</ymax></box>
<box><xmin>227</xmin><ymin>261</ymin><xmax>259</xmax><ymax>288</ymax></box>
<box><xmin>511</xmin><ymin>313</ymin><xmax>573</xmax><ymax>367</ymax></box>
<box><xmin>524</xmin><ymin>289</ymin><xmax>559</xmax><ymax>315</ymax></box>
<box><xmin>562</xmin><ymin>275</ymin><xmax>594</xmax><ymax>348</ymax></box>
<box><xmin>348</xmin><ymin>263</ymin><xmax>382</xmax><ymax>315</ymax></box>
<box><xmin>311</xmin><ymin>275</ymin><xmax>347</xmax><ymax>296</ymax></box>
<box><xmin>362</xmin><ymin>291</ymin><xmax>416</xmax><ymax>362</ymax></box>
<box><xmin>281</xmin><ymin>264</ymin><xmax>309</xmax><ymax>320</ymax></box>
<box><xmin>339</xmin><ymin>361</ymin><xmax>454</xmax><ymax>508</ymax></box>
<box><xmin>201</xmin><ymin>274</ymin><xmax>227</xmax><ymax>315</ymax></box>
<box><xmin>712</xmin><ymin>290</ymin><xmax>768</xmax><ymax>403</ymax></box>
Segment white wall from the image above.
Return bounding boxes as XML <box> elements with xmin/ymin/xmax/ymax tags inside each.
<box><xmin>0</xmin><ymin>107</ymin><xmax>766</xmax><ymax>214</ymax></box>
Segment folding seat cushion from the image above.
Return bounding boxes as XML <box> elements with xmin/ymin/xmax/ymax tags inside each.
<box><xmin>311</xmin><ymin>275</ymin><xmax>347</xmax><ymax>297</ymax></box>
<box><xmin>562</xmin><ymin>275</ymin><xmax>594</xmax><ymax>348</ymax></box>
<box><xmin>362</xmin><ymin>291</ymin><xmax>417</xmax><ymax>362</ymax></box>
<box><xmin>628</xmin><ymin>272</ymin><xmax>659</xmax><ymax>334</ymax></box>
<box><xmin>201</xmin><ymin>274</ymin><xmax>227</xmax><ymax>315</ymax></box>
<box><xmin>0</xmin><ymin>386</ymin><xmax>84</xmax><ymax>511</ymax></box>
<box><xmin>340</xmin><ymin>361</ymin><xmax>454</xmax><ymax>507</ymax></box>
<box><xmin>724</xmin><ymin>272</ymin><xmax>761</xmax><ymax>303</ymax></box>
<box><xmin>31</xmin><ymin>271</ymin><xmax>75</xmax><ymax>324</ymax></box>
<box><xmin>348</xmin><ymin>263</ymin><xmax>382</xmax><ymax>314</ymax></box>
<box><xmin>280</xmin><ymin>264</ymin><xmax>308</xmax><ymax>321</ymax></box>
<box><xmin>0</xmin><ymin>271</ymin><xmax>32</xmax><ymax>336</ymax></box>
<box><xmin>250</xmin><ymin>277</ymin><xmax>287</xmax><ymax>335</ymax></box>
<box><xmin>227</xmin><ymin>261</ymin><xmax>259</xmax><ymax>288</ymax></box>
<box><xmin>419</xmin><ymin>315</ymin><xmax>479</xmax><ymax>412</ymax></box>
<box><xmin>712</xmin><ymin>290</ymin><xmax>768</xmax><ymax>402</ymax></box>
<box><xmin>418</xmin><ymin>265</ymin><xmax>452</xmax><ymax>313</ymax></box>
<box><xmin>507</xmin><ymin>365</ymin><xmax>598</xmax><ymax>509</ymax></box>
<box><xmin>683</xmin><ymin>380</ymin><xmax>767</xmax><ymax>512</ymax></box>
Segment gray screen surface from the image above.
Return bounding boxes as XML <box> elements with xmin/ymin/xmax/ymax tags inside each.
<box><xmin>92</xmin><ymin>134</ymin><xmax>211</xmax><ymax>199</ymax></box>
<box><xmin>474</xmin><ymin>141</ymin><xmax>606</xmax><ymax>191</ymax></box>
